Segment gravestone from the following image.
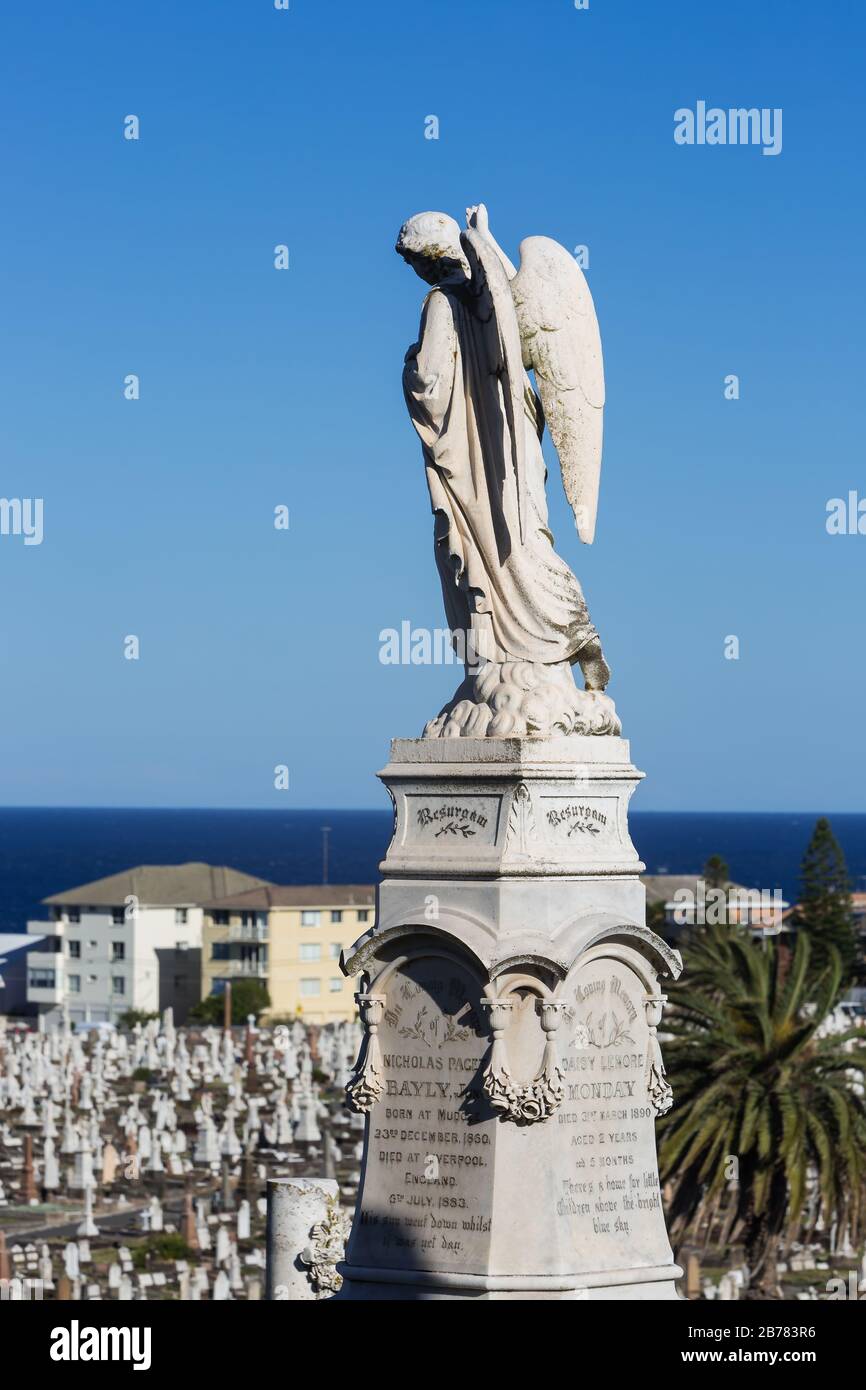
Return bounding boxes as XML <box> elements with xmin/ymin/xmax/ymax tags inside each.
<box><xmin>339</xmin><ymin>736</ymin><xmax>682</xmax><ymax>1300</ymax></box>
<box><xmin>101</xmin><ymin>1142</ymin><xmax>120</xmax><ymax>1185</ymax></box>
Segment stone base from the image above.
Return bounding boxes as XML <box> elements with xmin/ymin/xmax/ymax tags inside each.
<box><xmin>337</xmin><ymin>1265</ymin><xmax>682</xmax><ymax>1300</ymax></box>
<box><xmin>338</xmin><ymin>736</ymin><xmax>683</xmax><ymax>1301</ymax></box>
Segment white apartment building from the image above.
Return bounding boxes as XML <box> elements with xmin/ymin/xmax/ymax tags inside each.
<box><xmin>26</xmin><ymin>863</ymin><xmax>269</xmax><ymax>1027</ymax></box>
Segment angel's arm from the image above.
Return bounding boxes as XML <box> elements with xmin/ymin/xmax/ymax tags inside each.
<box><xmin>403</xmin><ymin>290</ymin><xmax>457</xmax><ymax>434</ymax></box>
<box><xmin>466</xmin><ymin>203</ymin><xmax>517</xmax><ymax>280</ymax></box>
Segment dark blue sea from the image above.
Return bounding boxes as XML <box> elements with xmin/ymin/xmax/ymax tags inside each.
<box><xmin>1</xmin><ymin>808</ymin><xmax>865</xmax><ymax>935</ymax></box>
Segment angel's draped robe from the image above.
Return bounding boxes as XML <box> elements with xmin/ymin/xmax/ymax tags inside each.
<box><xmin>403</xmin><ymin>284</ymin><xmax>598</xmax><ymax>668</ymax></box>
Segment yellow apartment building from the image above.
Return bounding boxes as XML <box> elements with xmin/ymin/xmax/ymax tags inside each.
<box><xmin>199</xmin><ymin>884</ymin><xmax>375</xmax><ymax>1023</ymax></box>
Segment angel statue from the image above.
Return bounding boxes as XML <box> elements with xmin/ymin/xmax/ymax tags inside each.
<box><xmin>397</xmin><ymin>202</ymin><xmax>620</xmax><ymax>739</ymax></box>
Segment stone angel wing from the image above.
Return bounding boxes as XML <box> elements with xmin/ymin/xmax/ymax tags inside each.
<box><xmin>510</xmin><ymin>237</ymin><xmax>605</xmax><ymax>544</ymax></box>
<box><xmin>459</xmin><ymin>226</ymin><xmax>529</xmax><ymax>542</ymax></box>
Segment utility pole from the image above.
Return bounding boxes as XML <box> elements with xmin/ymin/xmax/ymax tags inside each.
<box><xmin>321</xmin><ymin>825</ymin><xmax>332</xmax><ymax>885</ymax></box>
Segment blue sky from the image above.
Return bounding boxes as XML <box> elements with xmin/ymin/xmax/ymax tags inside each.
<box><xmin>0</xmin><ymin>0</ymin><xmax>863</xmax><ymax>810</ymax></box>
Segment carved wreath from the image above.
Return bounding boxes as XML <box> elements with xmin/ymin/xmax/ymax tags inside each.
<box><xmin>480</xmin><ymin>998</ymin><xmax>565</xmax><ymax>1124</ymax></box>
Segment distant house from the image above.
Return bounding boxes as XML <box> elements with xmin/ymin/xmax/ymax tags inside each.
<box><xmin>642</xmin><ymin>874</ymin><xmax>789</xmax><ymax>940</ymax></box>
<box><xmin>200</xmin><ymin>884</ymin><xmax>375</xmax><ymax>1023</ymax></box>
<box><xmin>26</xmin><ymin>863</ymin><xmax>270</xmax><ymax>1028</ymax></box>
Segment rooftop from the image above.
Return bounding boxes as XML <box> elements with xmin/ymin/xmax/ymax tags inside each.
<box><xmin>200</xmin><ymin>883</ymin><xmax>376</xmax><ymax>911</ymax></box>
<box><xmin>43</xmin><ymin>863</ymin><xmax>272</xmax><ymax>909</ymax></box>
<box><xmin>641</xmin><ymin>874</ymin><xmax>751</xmax><ymax>905</ymax></box>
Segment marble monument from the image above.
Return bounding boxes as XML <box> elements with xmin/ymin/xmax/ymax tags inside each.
<box><xmin>339</xmin><ymin>205</ymin><xmax>682</xmax><ymax>1300</ymax></box>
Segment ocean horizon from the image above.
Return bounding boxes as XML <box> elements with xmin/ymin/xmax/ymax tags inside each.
<box><xmin>1</xmin><ymin>806</ymin><xmax>864</xmax><ymax>937</ymax></box>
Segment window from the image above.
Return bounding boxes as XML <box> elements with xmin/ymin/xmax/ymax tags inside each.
<box><xmin>301</xmin><ymin>911</ymin><xmax>321</xmax><ymax>926</ymax></box>
<box><xmin>299</xmin><ymin>978</ymin><xmax>321</xmax><ymax>997</ymax></box>
<box><xmin>299</xmin><ymin>943</ymin><xmax>321</xmax><ymax>962</ymax></box>
<box><xmin>68</xmin><ymin>940</ymin><xmax>81</xmax><ymax>959</ymax></box>
<box><xmin>68</xmin><ymin>909</ymin><xmax>80</xmax><ymax>924</ymax></box>
<box><xmin>330</xmin><ymin>910</ymin><xmax>343</xmax><ymax>923</ymax></box>
<box><xmin>111</xmin><ymin>976</ymin><xmax>126</xmax><ymax>995</ymax></box>
<box><xmin>329</xmin><ymin>978</ymin><xmax>342</xmax><ymax>993</ymax></box>
<box><xmin>28</xmin><ymin>968</ymin><xmax>56</xmax><ymax>990</ymax></box>
<box><xmin>212</xmin><ymin>910</ymin><xmax>229</xmax><ymax>926</ymax></box>
<box><xmin>68</xmin><ymin>975</ymin><xmax>81</xmax><ymax>994</ymax></box>
<box><xmin>329</xmin><ymin>943</ymin><xmax>341</xmax><ymax>959</ymax></box>
<box><xmin>175</xmin><ymin>908</ymin><xmax>188</xmax><ymax>925</ymax></box>
<box><xmin>357</xmin><ymin>910</ymin><xmax>370</xmax><ymax>923</ymax></box>
<box><xmin>112</xmin><ymin>942</ymin><xmax>125</xmax><ymax>962</ymax></box>
<box><xmin>111</xmin><ymin>907</ymin><xmax>125</xmax><ymax>925</ymax></box>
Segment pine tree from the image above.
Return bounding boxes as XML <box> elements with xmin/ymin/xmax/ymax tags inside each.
<box><xmin>794</xmin><ymin>817</ymin><xmax>857</xmax><ymax>985</ymax></box>
<box><xmin>702</xmin><ymin>855</ymin><xmax>730</xmax><ymax>890</ymax></box>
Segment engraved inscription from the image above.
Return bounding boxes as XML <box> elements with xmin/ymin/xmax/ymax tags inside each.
<box><xmin>418</xmin><ymin>804</ymin><xmax>486</xmax><ymax>837</ymax></box>
<box><xmin>554</xmin><ymin>962</ymin><xmax>665</xmax><ymax>1261</ymax></box>
<box><xmin>547</xmin><ymin>803</ymin><xmax>607</xmax><ymax>836</ymax></box>
<box><xmin>349</xmin><ymin>958</ymin><xmax>495</xmax><ymax>1274</ymax></box>
<box><xmin>405</xmin><ymin>795</ymin><xmax>500</xmax><ymax>848</ymax></box>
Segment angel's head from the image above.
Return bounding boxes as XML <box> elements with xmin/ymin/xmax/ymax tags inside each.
<box><xmin>396</xmin><ymin>211</ymin><xmax>470</xmax><ymax>286</ymax></box>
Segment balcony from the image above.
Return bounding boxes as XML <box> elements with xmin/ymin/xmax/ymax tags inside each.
<box><xmin>27</xmin><ymin>951</ymin><xmax>65</xmax><ymax>1004</ymax></box>
<box><xmin>228</xmin><ymin>923</ymin><xmax>268</xmax><ymax>943</ymax></box>
<box><xmin>27</xmin><ymin>918</ymin><xmax>64</xmax><ymax>938</ymax></box>
<box><xmin>213</xmin><ymin>958</ymin><xmax>268</xmax><ymax>979</ymax></box>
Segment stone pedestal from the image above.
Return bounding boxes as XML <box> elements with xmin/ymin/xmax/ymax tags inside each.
<box><xmin>265</xmin><ymin>1177</ymin><xmax>344</xmax><ymax>1300</ymax></box>
<box><xmin>338</xmin><ymin>736</ymin><xmax>683</xmax><ymax>1300</ymax></box>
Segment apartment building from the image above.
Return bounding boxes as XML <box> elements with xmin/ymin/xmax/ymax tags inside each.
<box><xmin>200</xmin><ymin>884</ymin><xmax>375</xmax><ymax>1022</ymax></box>
<box><xmin>26</xmin><ymin>863</ymin><xmax>269</xmax><ymax>1027</ymax></box>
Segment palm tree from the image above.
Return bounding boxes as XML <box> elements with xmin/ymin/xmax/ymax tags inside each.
<box><xmin>658</xmin><ymin>924</ymin><xmax>866</xmax><ymax>1298</ymax></box>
